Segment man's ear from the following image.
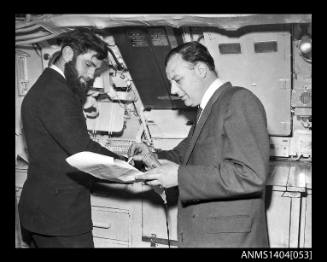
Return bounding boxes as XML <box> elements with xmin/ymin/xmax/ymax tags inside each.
<box><xmin>62</xmin><ymin>46</ymin><xmax>74</xmax><ymax>63</ymax></box>
<box><xmin>195</xmin><ymin>62</ymin><xmax>208</xmax><ymax>79</ymax></box>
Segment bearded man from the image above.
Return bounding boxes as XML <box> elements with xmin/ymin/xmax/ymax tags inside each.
<box><xmin>19</xmin><ymin>28</ymin><xmax>126</xmax><ymax>248</ymax></box>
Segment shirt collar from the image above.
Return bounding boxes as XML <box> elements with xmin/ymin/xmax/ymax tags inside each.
<box><xmin>50</xmin><ymin>64</ymin><xmax>65</xmax><ymax>79</ymax></box>
<box><xmin>200</xmin><ymin>78</ymin><xmax>225</xmax><ymax>110</ymax></box>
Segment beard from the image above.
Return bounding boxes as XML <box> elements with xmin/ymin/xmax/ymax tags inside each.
<box><xmin>64</xmin><ymin>59</ymin><xmax>93</xmax><ymax>105</ymax></box>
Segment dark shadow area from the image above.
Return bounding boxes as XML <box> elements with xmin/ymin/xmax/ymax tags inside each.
<box><xmin>265</xmin><ymin>185</ymin><xmax>273</xmax><ymax>211</ymax></box>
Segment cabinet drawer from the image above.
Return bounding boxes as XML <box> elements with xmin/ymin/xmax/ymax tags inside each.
<box><xmin>93</xmin><ymin>237</ymin><xmax>128</xmax><ymax>248</ymax></box>
<box><xmin>92</xmin><ymin>206</ymin><xmax>130</xmax><ymax>242</ymax></box>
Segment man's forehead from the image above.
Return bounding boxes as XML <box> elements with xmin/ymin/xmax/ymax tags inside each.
<box><xmin>80</xmin><ymin>50</ymin><xmax>103</xmax><ymax>66</ymax></box>
<box><xmin>167</xmin><ymin>55</ymin><xmax>181</xmax><ymax>73</ymax></box>
<box><xmin>167</xmin><ymin>54</ymin><xmax>183</xmax><ymax>67</ymax></box>
<box><xmin>166</xmin><ymin>54</ymin><xmax>190</xmax><ymax>77</ymax></box>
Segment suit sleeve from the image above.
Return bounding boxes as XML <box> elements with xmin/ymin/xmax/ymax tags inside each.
<box><xmin>39</xmin><ymin>86</ymin><xmax>125</xmax><ymax>160</ymax></box>
<box><xmin>178</xmin><ymin>90</ymin><xmax>270</xmax><ymax>202</ymax></box>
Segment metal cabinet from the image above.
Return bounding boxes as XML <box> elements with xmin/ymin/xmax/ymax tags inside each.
<box><xmin>266</xmin><ymin>161</ymin><xmax>312</xmax><ymax>247</ymax></box>
<box><xmin>91</xmin><ymin>198</ymin><xmax>131</xmax><ymax>247</ymax></box>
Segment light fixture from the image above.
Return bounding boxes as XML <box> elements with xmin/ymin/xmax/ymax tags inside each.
<box><xmin>299</xmin><ymin>34</ymin><xmax>312</xmax><ymax>63</ymax></box>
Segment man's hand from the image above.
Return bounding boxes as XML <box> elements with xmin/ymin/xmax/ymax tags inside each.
<box><xmin>137</xmin><ymin>159</ymin><xmax>179</xmax><ymax>188</ymax></box>
<box><xmin>83</xmin><ymin>90</ymin><xmax>100</xmax><ymax>118</ymax></box>
<box><xmin>127</xmin><ymin>142</ymin><xmax>160</xmax><ymax>169</ymax></box>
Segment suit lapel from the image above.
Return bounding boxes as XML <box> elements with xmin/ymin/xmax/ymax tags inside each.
<box><xmin>182</xmin><ymin>82</ymin><xmax>232</xmax><ymax>164</ymax></box>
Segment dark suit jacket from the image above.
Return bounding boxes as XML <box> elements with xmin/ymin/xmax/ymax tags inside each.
<box><xmin>19</xmin><ymin>68</ymin><xmax>124</xmax><ymax>236</ymax></box>
<box><xmin>158</xmin><ymin>82</ymin><xmax>270</xmax><ymax>247</ymax></box>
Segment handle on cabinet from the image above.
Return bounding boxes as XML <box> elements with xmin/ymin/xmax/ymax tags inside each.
<box><xmin>93</xmin><ymin>221</ymin><xmax>111</xmax><ymax>229</ymax></box>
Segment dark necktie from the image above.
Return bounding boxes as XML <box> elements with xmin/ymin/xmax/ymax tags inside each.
<box><xmin>191</xmin><ymin>106</ymin><xmax>202</xmax><ymax>136</ymax></box>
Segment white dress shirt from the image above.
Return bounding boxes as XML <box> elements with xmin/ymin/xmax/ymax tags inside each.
<box><xmin>198</xmin><ymin>78</ymin><xmax>226</xmax><ymax>120</ymax></box>
<box><xmin>50</xmin><ymin>64</ymin><xmax>65</xmax><ymax>79</ymax></box>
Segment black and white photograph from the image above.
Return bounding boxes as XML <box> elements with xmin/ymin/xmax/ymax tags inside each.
<box><xmin>15</xmin><ymin>14</ymin><xmax>311</xmax><ymax>251</ymax></box>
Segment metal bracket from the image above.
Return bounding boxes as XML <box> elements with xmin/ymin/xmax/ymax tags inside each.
<box><xmin>142</xmin><ymin>234</ymin><xmax>179</xmax><ymax>247</ymax></box>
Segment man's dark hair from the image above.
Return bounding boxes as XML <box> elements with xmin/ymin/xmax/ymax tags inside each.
<box><xmin>165</xmin><ymin>41</ymin><xmax>215</xmax><ymax>71</ymax></box>
<box><xmin>58</xmin><ymin>27</ymin><xmax>108</xmax><ymax>60</ymax></box>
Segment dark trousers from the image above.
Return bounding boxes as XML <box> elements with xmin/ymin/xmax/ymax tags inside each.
<box><xmin>21</xmin><ymin>226</ymin><xmax>94</xmax><ymax>248</ymax></box>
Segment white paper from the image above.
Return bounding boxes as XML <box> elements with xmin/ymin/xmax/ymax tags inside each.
<box><xmin>66</xmin><ymin>151</ymin><xmax>143</xmax><ymax>183</ymax></box>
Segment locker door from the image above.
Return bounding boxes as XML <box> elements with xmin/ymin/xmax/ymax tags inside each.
<box><xmin>204</xmin><ymin>28</ymin><xmax>292</xmax><ymax>136</ymax></box>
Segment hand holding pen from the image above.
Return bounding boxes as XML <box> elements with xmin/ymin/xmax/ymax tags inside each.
<box><xmin>127</xmin><ymin>142</ymin><xmax>160</xmax><ymax>169</ymax></box>
<box><xmin>127</xmin><ymin>142</ymin><xmax>167</xmax><ymax>203</ymax></box>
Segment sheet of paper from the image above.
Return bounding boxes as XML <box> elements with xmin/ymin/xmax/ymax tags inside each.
<box><xmin>66</xmin><ymin>151</ymin><xmax>143</xmax><ymax>183</ymax></box>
